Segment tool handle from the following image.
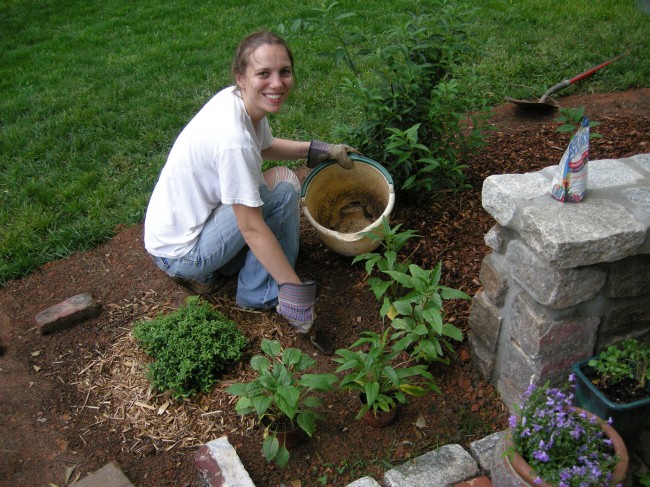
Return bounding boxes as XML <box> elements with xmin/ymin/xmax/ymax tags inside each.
<box><xmin>568</xmin><ymin>54</ymin><xmax>624</xmax><ymax>84</ymax></box>
<box><xmin>542</xmin><ymin>53</ymin><xmax>625</xmax><ymax>99</ymax></box>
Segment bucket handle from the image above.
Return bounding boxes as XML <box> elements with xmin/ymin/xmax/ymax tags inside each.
<box><xmin>301</xmin><ymin>153</ymin><xmax>393</xmax><ymax>198</ymax></box>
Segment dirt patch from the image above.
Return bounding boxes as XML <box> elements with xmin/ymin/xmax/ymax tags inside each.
<box><xmin>1</xmin><ymin>89</ymin><xmax>648</xmax><ymax>487</ymax></box>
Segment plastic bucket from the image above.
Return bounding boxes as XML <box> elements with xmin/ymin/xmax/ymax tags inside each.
<box><xmin>301</xmin><ymin>154</ymin><xmax>395</xmax><ymax>256</ymax></box>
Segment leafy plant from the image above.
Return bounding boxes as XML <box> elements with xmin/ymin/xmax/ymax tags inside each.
<box><xmin>313</xmin><ymin>1</ymin><xmax>489</xmax><ymax>200</ymax></box>
<box><xmin>353</xmin><ymin>219</ymin><xmax>470</xmax><ymax>363</ymax></box>
<box><xmin>333</xmin><ymin>329</ymin><xmax>440</xmax><ymax>419</ymax></box>
<box><xmin>555</xmin><ymin>106</ymin><xmax>601</xmax><ymax>139</ymax></box>
<box><xmin>383</xmin><ymin>262</ymin><xmax>470</xmax><ymax>364</ymax></box>
<box><xmin>509</xmin><ymin>375</ymin><xmax>621</xmax><ymax>486</ymax></box>
<box><xmin>352</xmin><ymin>218</ymin><xmax>419</xmax><ymax>299</ymax></box>
<box><xmin>132</xmin><ymin>296</ymin><xmax>247</xmax><ymax>399</ymax></box>
<box><xmin>588</xmin><ymin>339</ymin><xmax>650</xmax><ymax>390</ymax></box>
<box><xmin>226</xmin><ymin>339</ymin><xmax>337</xmax><ymax>468</ymax></box>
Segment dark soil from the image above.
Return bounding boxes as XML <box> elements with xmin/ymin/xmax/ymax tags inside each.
<box><xmin>583</xmin><ymin>370</ymin><xmax>650</xmax><ymax>405</ymax></box>
<box><xmin>1</xmin><ymin>89</ymin><xmax>649</xmax><ymax>487</ymax></box>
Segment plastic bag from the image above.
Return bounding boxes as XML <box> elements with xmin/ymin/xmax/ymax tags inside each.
<box><xmin>549</xmin><ymin>117</ymin><xmax>590</xmax><ymax>203</ymax></box>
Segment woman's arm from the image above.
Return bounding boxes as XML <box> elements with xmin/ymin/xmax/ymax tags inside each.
<box><xmin>231</xmin><ymin>203</ymin><xmax>302</xmax><ymax>285</ymax></box>
<box><xmin>261</xmin><ymin>138</ymin><xmax>310</xmax><ymax>161</ymax></box>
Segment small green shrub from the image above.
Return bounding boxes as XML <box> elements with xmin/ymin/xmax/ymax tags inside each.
<box><xmin>588</xmin><ymin>338</ymin><xmax>650</xmax><ymax>390</ymax></box>
<box><xmin>555</xmin><ymin>106</ymin><xmax>601</xmax><ymax>139</ymax></box>
<box><xmin>132</xmin><ymin>296</ymin><xmax>247</xmax><ymax>399</ymax></box>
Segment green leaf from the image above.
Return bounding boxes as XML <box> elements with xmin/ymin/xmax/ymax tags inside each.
<box><xmin>276</xmin><ymin>385</ymin><xmax>299</xmax><ymax>419</ymax></box>
<box><xmin>234</xmin><ymin>397</ymin><xmax>255</xmax><ymax>415</ymax></box>
<box><xmin>282</xmin><ymin>348</ymin><xmax>302</xmax><ymax>367</ymax></box>
<box><xmin>275</xmin><ymin>445</ymin><xmax>290</xmax><ymax>468</ymax></box>
<box><xmin>225</xmin><ymin>383</ymin><xmax>247</xmax><ymax>396</ymax></box>
<box><xmin>297</xmin><ymin>410</ymin><xmax>317</xmax><ymax>436</ymax></box>
<box><xmin>385</xmin><ymin>270</ymin><xmax>414</xmax><ymax>288</ymax></box>
<box><xmin>442</xmin><ymin>323</ymin><xmax>463</xmax><ymax>341</ymax></box>
<box><xmin>364</xmin><ymin>381</ymin><xmax>380</xmax><ymax>407</ymax></box>
<box><xmin>261</xmin><ymin>339</ymin><xmax>281</xmax><ymax>357</ymax></box>
<box><xmin>392</xmin><ymin>299</ymin><xmax>414</xmax><ymax>316</ymax></box>
<box><xmin>252</xmin><ymin>395</ymin><xmax>273</xmax><ymax>416</ymax></box>
<box><xmin>250</xmin><ymin>355</ymin><xmax>270</xmax><ymax>373</ymax></box>
<box><xmin>439</xmin><ymin>286</ymin><xmax>471</xmax><ymax>300</ymax></box>
<box><xmin>299</xmin><ymin>373</ymin><xmax>338</xmax><ymax>391</ymax></box>
<box><xmin>263</xmin><ymin>435</ymin><xmax>279</xmax><ymax>462</ymax></box>
<box><xmin>302</xmin><ymin>396</ymin><xmax>323</xmax><ymax>409</ymax></box>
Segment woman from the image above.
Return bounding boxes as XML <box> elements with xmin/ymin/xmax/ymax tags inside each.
<box><xmin>144</xmin><ymin>31</ymin><xmax>359</xmax><ymax>334</ymax></box>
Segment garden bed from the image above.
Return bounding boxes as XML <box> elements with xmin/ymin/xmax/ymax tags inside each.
<box><xmin>1</xmin><ymin>89</ymin><xmax>649</xmax><ymax>487</ymax></box>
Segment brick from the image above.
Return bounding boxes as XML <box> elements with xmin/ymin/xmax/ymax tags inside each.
<box><xmin>603</xmin><ymin>255</ymin><xmax>650</xmax><ymax>298</ymax></box>
<box><xmin>600</xmin><ymin>297</ymin><xmax>650</xmax><ymax>336</ymax></box>
<box><xmin>478</xmin><ymin>253</ymin><xmax>508</xmax><ymax>307</ymax></box>
<box><xmin>468</xmin><ymin>292</ymin><xmax>503</xmax><ymax>353</ymax></box>
<box><xmin>384</xmin><ymin>444</ymin><xmax>479</xmax><ymax>487</ymax></box>
<box><xmin>467</xmin><ymin>331</ymin><xmax>496</xmax><ymax>382</ymax></box>
<box><xmin>194</xmin><ymin>436</ymin><xmax>255</xmax><ymax>487</ymax></box>
<box><xmin>36</xmin><ymin>293</ymin><xmax>101</xmax><ymax>334</ymax></box>
<box><xmin>469</xmin><ymin>432</ymin><xmax>502</xmax><ymax>472</ymax></box>
<box><xmin>510</xmin><ymin>292</ymin><xmax>598</xmax><ymax>358</ymax></box>
<box><xmin>346</xmin><ymin>477</ymin><xmax>382</xmax><ymax>487</ymax></box>
<box><xmin>506</xmin><ymin>240</ymin><xmax>605</xmax><ymax>309</ymax></box>
<box><xmin>453</xmin><ymin>476</ymin><xmax>493</xmax><ymax>487</ymax></box>
<box><xmin>484</xmin><ymin>224</ymin><xmax>507</xmax><ymax>253</ymax></box>
<box><xmin>71</xmin><ymin>461</ymin><xmax>134</xmax><ymax>487</ymax></box>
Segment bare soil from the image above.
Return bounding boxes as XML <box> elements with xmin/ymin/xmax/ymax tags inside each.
<box><xmin>1</xmin><ymin>89</ymin><xmax>649</xmax><ymax>487</ymax></box>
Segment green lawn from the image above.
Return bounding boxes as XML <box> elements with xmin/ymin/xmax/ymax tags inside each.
<box><xmin>1</xmin><ymin>0</ymin><xmax>648</xmax><ymax>284</ymax></box>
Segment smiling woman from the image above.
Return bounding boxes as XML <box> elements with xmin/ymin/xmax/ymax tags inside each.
<box><xmin>143</xmin><ymin>30</ymin><xmax>360</xmax><ymax>349</ymax></box>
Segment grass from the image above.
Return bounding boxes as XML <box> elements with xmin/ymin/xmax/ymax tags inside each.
<box><xmin>1</xmin><ymin>0</ymin><xmax>648</xmax><ymax>285</ymax></box>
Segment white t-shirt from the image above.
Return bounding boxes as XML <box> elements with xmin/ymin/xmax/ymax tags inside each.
<box><xmin>144</xmin><ymin>86</ymin><xmax>274</xmax><ymax>258</ymax></box>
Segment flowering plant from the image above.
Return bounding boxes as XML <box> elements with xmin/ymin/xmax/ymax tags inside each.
<box><xmin>509</xmin><ymin>374</ymin><xmax>622</xmax><ymax>487</ymax></box>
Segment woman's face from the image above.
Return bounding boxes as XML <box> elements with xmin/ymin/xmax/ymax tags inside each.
<box><xmin>236</xmin><ymin>43</ymin><xmax>294</xmax><ymax>124</ymax></box>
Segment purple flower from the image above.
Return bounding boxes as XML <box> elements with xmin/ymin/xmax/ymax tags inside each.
<box><xmin>533</xmin><ymin>449</ymin><xmax>550</xmax><ymax>462</ymax></box>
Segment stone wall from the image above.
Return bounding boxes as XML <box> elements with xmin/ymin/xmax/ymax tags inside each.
<box><xmin>468</xmin><ymin>154</ymin><xmax>650</xmax><ymax>412</ymax></box>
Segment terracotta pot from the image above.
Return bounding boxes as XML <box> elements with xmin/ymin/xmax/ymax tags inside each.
<box><xmin>491</xmin><ymin>408</ymin><xmax>629</xmax><ymax>486</ymax></box>
<box><xmin>263</xmin><ymin>418</ymin><xmax>304</xmax><ymax>449</ymax></box>
<box><xmin>359</xmin><ymin>394</ymin><xmax>398</xmax><ymax>428</ymax></box>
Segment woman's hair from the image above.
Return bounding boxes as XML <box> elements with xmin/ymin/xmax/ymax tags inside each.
<box><xmin>231</xmin><ymin>31</ymin><xmax>294</xmax><ymax>85</ymax></box>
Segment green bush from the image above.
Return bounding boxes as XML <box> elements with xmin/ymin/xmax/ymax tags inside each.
<box><xmin>132</xmin><ymin>296</ymin><xmax>248</xmax><ymax>399</ymax></box>
<box><xmin>318</xmin><ymin>1</ymin><xmax>489</xmax><ymax>200</ymax></box>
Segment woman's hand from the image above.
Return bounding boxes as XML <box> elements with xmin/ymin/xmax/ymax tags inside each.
<box><xmin>307</xmin><ymin>140</ymin><xmax>362</xmax><ymax>169</ymax></box>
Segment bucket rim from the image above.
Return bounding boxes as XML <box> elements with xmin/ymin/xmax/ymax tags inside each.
<box><xmin>301</xmin><ymin>154</ymin><xmax>393</xmax><ymax>198</ymax></box>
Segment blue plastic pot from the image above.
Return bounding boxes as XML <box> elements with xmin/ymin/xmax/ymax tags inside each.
<box><xmin>572</xmin><ymin>358</ymin><xmax>650</xmax><ymax>442</ymax></box>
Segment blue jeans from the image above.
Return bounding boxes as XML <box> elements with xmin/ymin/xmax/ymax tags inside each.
<box><xmin>151</xmin><ymin>181</ymin><xmax>300</xmax><ymax>309</ymax></box>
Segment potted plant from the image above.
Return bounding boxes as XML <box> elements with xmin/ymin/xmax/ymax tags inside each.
<box><xmin>332</xmin><ymin>329</ymin><xmax>440</xmax><ymax>427</ymax></box>
<box><xmin>492</xmin><ymin>375</ymin><xmax>629</xmax><ymax>487</ymax></box>
<box><xmin>572</xmin><ymin>338</ymin><xmax>650</xmax><ymax>442</ymax></box>
<box><xmin>226</xmin><ymin>339</ymin><xmax>337</xmax><ymax>468</ymax></box>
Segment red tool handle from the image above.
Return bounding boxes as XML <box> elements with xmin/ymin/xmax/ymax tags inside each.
<box><xmin>569</xmin><ymin>53</ymin><xmax>624</xmax><ymax>84</ymax></box>
<box><xmin>541</xmin><ymin>52</ymin><xmax>625</xmax><ymax>100</ymax></box>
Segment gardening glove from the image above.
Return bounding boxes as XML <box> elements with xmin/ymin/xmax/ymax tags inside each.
<box><xmin>276</xmin><ymin>280</ymin><xmax>317</xmax><ymax>334</ymax></box>
<box><xmin>307</xmin><ymin>140</ymin><xmax>361</xmax><ymax>170</ymax></box>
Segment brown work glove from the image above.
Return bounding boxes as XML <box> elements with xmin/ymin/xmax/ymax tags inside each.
<box><xmin>307</xmin><ymin>140</ymin><xmax>362</xmax><ymax>170</ymax></box>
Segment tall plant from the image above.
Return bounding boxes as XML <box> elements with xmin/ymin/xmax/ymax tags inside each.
<box><xmin>311</xmin><ymin>1</ymin><xmax>489</xmax><ymax>200</ymax></box>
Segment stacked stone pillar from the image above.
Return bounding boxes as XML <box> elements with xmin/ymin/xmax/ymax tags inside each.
<box><xmin>468</xmin><ymin>154</ymin><xmax>650</xmax><ymax>412</ymax></box>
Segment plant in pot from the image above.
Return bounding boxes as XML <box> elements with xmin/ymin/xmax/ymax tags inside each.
<box><xmin>492</xmin><ymin>374</ymin><xmax>629</xmax><ymax>486</ymax></box>
<box><xmin>226</xmin><ymin>339</ymin><xmax>338</xmax><ymax>468</ymax></box>
<box><xmin>332</xmin><ymin>328</ymin><xmax>440</xmax><ymax>428</ymax></box>
<box><xmin>572</xmin><ymin>338</ymin><xmax>650</xmax><ymax>443</ymax></box>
